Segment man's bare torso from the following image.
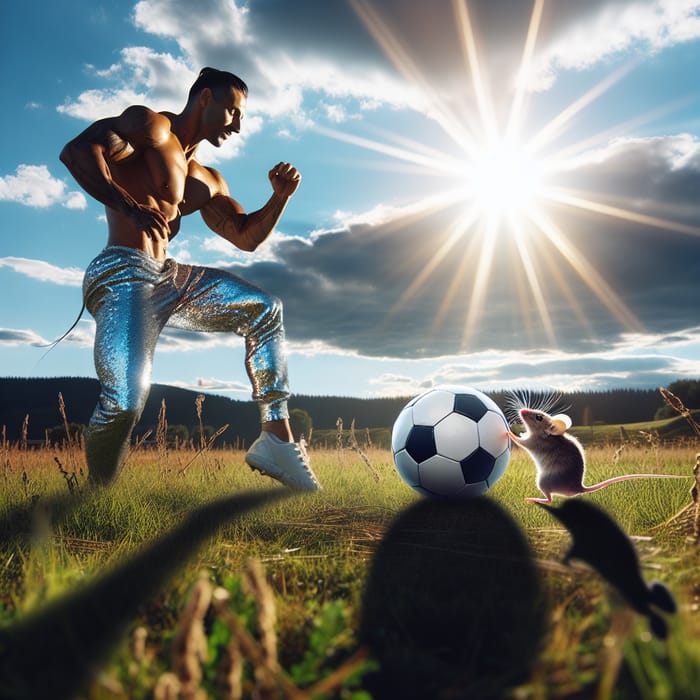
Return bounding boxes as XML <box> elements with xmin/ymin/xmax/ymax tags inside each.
<box><xmin>105</xmin><ymin>110</ymin><xmax>218</xmax><ymax>261</ymax></box>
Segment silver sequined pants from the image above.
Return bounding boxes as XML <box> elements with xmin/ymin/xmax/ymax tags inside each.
<box><xmin>83</xmin><ymin>246</ymin><xmax>289</xmax><ymax>484</ymax></box>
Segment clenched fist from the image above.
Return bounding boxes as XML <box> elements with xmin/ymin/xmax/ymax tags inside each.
<box><xmin>268</xmin><ymin>162</ymin><xmax>301</xmax><ymax>198</ymax></box>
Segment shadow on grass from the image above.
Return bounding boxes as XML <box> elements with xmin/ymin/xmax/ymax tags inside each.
<box><xmin>359</xmin><ymin>496</ymin><xmax>546</xmax><ymax>700</ymax></box>
<box><xmin>0</xmin><ymin>488</ymin><xmax>292</xmax><ymax>700</ymax></box>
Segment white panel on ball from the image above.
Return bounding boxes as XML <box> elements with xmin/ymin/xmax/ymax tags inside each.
<box><xmin>433</xmin><ymin>413</ymin><xmax>478</xmax><ymax>461</ymax></box>
<box><xmin>477</xmin><ymin>411</ymin><xmax>510</xmax><ymax>457</ymax></box>
<box><xmin>391</xmin><ymin>405</ymin><xmax>416</xmax><ymax>454</ymax></box>
<box><xmin>412</xmin><ymin>390</ymin><xmax>455</xmax><ymax>426</ymax></box>
<box><xmin>419</xmin><ymin>454</ymin><xmax>467</xmax><ymax>494</ymax></box>
<box><xmin>394</xmin><ymin>449</ymin><xmax>421</xmax><ymax>487</ymax></box>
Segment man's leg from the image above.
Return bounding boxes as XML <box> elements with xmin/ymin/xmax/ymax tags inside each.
<box><xmin>83</xmin><ymin>250</ymin><xmax>168</xmax><ymax>486</ymax></box>
<box><xmin>169</xmin><ymin>265</ymin><xmax>320</xmax><ymax>491</ymax></box>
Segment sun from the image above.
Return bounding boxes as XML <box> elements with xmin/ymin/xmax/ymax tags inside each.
<box><xmin>321</xmin><ymin>0</ymin><xmax>700</xmax><ymax>350</ymax></box>
<box><xmin>465</xmin><ymin>138</ymin><xmax>544</xmax><ymax>220</ymax></box>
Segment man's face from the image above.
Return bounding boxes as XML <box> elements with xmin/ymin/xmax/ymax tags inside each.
<box><xmin>203</xmin><ymin>86</ymin><xmax>247</xmax><ymax>147</ymax></box>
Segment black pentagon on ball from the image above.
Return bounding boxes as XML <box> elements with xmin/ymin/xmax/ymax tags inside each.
<box><xmin>405</xmin><ymin>425</ymin><xmax>437</xmax><ymax>463</ymax></box>
<box><xmin>453</xmin><ymin>393</ymin><xmax>489</xmax><ymax>421</ymax></box>
<box><xmin>460</xmin><ymin>446</ymin><xmax>495</xmax><ymax>483</ymax></box>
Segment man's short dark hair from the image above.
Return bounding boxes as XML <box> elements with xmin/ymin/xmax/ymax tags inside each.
<box><xmin>188</xmin><ymin>67</ymin><xmax>248</xmax><ymax>102</ymax></box>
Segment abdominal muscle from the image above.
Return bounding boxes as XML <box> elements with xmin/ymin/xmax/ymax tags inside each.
<box><xmin>105</xmin><ymin>137</ymin><xmax>187</xmax><ymax>261</ymax></box>
<box><xmin>105</xmin><ymin>191</ymin><xmax>183</xmax><ymax>262</ymax></box>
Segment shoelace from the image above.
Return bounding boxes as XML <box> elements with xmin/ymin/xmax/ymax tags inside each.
<box><xmin>291</xmin><ymin>441</ymin><xmax>318</xmax><ymax>480</ymax></box>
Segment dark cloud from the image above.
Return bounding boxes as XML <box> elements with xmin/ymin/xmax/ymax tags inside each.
<box><xmin>214</xmin><ymin>132</ymin><xmax>700</xmax><ymax>359</ymax></box>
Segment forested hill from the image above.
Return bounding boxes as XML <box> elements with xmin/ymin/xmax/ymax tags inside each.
<box><xmin>0</xmin><ymin>376</ymin><xmax>674</xmax><ymax>446</ymax></box>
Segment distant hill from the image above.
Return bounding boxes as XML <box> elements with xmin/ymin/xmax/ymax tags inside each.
<box><xmin>0</xmin><ymin>376</ymin><xmax>667</xmax><ymax>447</ymax></box>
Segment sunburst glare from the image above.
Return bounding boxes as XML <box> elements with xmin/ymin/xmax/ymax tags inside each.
<box><xmin>331</xmin><ymin>0</ymin><xmax>700</xmax><ymax>351</ymax></box>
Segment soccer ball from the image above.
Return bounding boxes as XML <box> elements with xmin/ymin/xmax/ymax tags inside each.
<box><xmin>391</xmin><ymin>386</ymin><xmax>511</xmax><ymax>499</ymax></box>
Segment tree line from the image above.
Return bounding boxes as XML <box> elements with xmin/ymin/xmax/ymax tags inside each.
<box><xmin>1</xmin><ymin>376</ymin><xmax>697</xmax><ymax>447</ymax></box>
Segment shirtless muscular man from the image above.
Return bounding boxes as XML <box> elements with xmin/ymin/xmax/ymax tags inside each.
<box><xmin>60</xmin><ymin>67</ymin><xmax>321</xmax><ymax>491</ymax></box>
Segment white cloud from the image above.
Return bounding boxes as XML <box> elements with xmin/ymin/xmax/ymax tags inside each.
<box><xmin>168</xmin><ymin>376</ymin><xmax>250</xmax><ymax>394</ymax></box>
<box><xmin>0</xmin><ymin>257</ymin><xmax>84</xmax><ymax>286</ymax></box>
<box><xmin>0</xmin><ymin>328</ymin><xmax>50</xmax><ymax>347</ymax></box>
<box><xmin>132</xmin><ymin>0</ymin><xmax>251</xmax><ymax>51</ymax></box>
<box><xmin>0</xmin><ymin>165</ymin><xmax>85</xmax><ymax>209</ymax></box>
<box><xmin>530</xmin><ymin>0</ymin><xmax>700</xmax><ymax>90</ymax></box>
<box><xmin>64</xmin><ymin>191</ymin><xmax>88</xmax><ymax>210</ymax></box>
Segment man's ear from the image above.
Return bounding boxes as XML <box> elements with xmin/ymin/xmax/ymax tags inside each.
<box><xmin>199</xmin><ymin>87</ymin><xmax>214</xmax><ymax>107</ymax></box>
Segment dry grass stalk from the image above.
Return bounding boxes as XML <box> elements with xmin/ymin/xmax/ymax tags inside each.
<box><xmin>131</xmin><ymin>626</ymin><xmax>148</xmax><ymax>663</ymax></box>
<box><xmin>335</xmin><ymin>417</ymin><xmax>344</xmax><ymax>462</ymax></box>
<box><xmin>659</xmin><ymin>387</ymin><xmax>700</xmax><ymax>436</ymax></box>
<box><xmin>348</xmin><ymin>419</ymin><xmax>380</xmax><ymax>482</ymax></box>
<box><xmin>243</xmin><ymin>558</ymin><xmax>278</xmax><ymax>668</ymax></box>
<box><xmin>595</xmin><ymin>610</ymin><xmax>634</xmax><ymax>700</ymax></box>
<box><xmin>213</xmin><ymin>588</ymin><xmax>244</xmax><ymax>700</ymax></box>
<box><xmin>179</xmin><ymin>394</ymin><xmax>229</xmax><ymax>476</ymax></box>
<box><xmin>221</xmin><ymin>637</ymin><xmax>244</xmax><ymax>700</ymax></box>
<box><xmin>21</xmin><ymin>414</ymin><xmax>28</xmax><ymax>452</ymax></box>
<box><xmin>212</xmin><ymin>561</ymin><xmax>304</xmax><ymax>700</ymax></box>
<box><xmin>195</xmin><ymin>394</ymin><xmax>205</xmax><ymax>451</ymax></box>
<box><xmin>53</xmin><ymin>456</ymin><xmax>80</xmax><ymax>496</ymax></box>
<box><xmin>210</xmin><ymin>560</ymin><xmax>369</xmax><ymax>700</ymax></box>
<box><xmin>1</xmin><ymin>425</ymin><xmax>10</xmax><ymax>484</ymax></box>
<box><xmin>154</xmin><ymin>672</ymin><xmax>182</xmax><ymax>700</ymax></box>
<box><xmin>157</xmin><ymin>399</ymin><xmax>169</xmax><ymax>470</ymax></box>
<box><xmin>179</xmin><ymin>423</ymin><xmax>229</xmax><ymax>476</ymax></box>
<box><xmin>134</xmin><ymin>429</ymin><xmax>153</xmax><ymax>451</ymax></box>
<box><xmin>304</xmin><ymin>647</ymin><xmax>370</xmax><ymax>699</ymax></box>
<box><xmin>172</xmin><ymin>576</ymin><xmax>212</xmax><ymax>699</ymax></box>
<box><xmin>57</xmin><ymin>392</ymin><xmax>78</xmax><ymax>472</ymax></box>
<box><xmin>693</xmin><ymin>453</ymin><xmax>700</xmax><ymax>539</ymax></box>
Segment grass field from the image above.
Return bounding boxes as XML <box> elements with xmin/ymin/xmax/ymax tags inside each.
<box><xmin>1</xmin><ymin>427</ymin><xmax>700</xmax><ymax>699</ymax></box>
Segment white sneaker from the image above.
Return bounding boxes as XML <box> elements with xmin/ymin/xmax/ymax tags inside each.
<box><xmin>245</xmin><ymin>432</ymin><xmax>322</xmax><ymax>492</ymax></box>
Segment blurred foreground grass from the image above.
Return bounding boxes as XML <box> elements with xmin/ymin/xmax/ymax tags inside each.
<box><xmin>1</xmin><ymin>438</ymin><xmax>699</xmax><ymax>699</ymax></box>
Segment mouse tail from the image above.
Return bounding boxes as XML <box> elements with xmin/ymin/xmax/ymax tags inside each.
<box><xmin>648</xmin><ymin>581</ymin><xmax>677</xmax><ymax>614</ymax></box>
<box><xmin>582</xmin><ymin>474</ymin><xmax>688</xmax><ymax>493</ymax></box>
<box><xmin>34</xmin><ymin>302</ymin><xmax>86</xmax><ymax>366</ymax></box>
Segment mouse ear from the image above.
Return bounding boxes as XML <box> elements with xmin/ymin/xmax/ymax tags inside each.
<box><xmin>549</xmin><ymin>414</ymin><xmax>572</xmax><ymax>435</ymax></box>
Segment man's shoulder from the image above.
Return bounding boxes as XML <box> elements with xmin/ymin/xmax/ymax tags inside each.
<box><xmin>188</xmin><ymin>159</ymin><xmax>226</xmax><ymax>190</ymax></box>
<box><xmin>116</xmin><ymin>105</ymin><xmax>173</xmax><ymax>148</ymax></box>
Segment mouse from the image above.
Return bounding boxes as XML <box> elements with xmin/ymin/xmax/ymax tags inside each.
<box><xmin>538</xmin><ymin>499</ymin><xmax>677</xmax><ymax>639</ymax></box>
<box><xmin>507</xmin><ymin>407</ymin><xmax>687</xmax><ymax>504</ymax></box>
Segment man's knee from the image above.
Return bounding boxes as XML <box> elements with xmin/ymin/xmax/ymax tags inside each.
<box><xmin>248</xmin><ymin>292</ymin><xmax>283</xmax><ymax>334</ymax></box>
<box><xmin>92</xmin><ymin>382</ymin><xmax>149</xmax><ymax>427</ymax></box>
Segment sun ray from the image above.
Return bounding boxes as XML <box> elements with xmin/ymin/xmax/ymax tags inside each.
<box><xmin>526</xmin><ymin>206</ymin><xmax>644</xmax><ymax>331</ymax></box>
<box><xmin>462</xmin><ymin>216</ymin><xmax>500</xmax><ymax>348</ymax></box>
<box><xmin>349</xmin><ymin>0</ymin><xmax>480</xmax><ymax>156</ymax></box>
<box><xmin>544</xmin><ymin>186</ymin><xmax>700</xmax><ymax>238</ymax></box>
<box><xmin>523</xmin><ymin>218</ymin><xmax>595</xmax><ymax>337</ymax></box>
<box><xmin>390</xmin><ymin>202</ymin><xmax>483</xmax><ymax>317</ymax></box>
<box><xmin>506</xmin><ymin>0</ymin><xmax>545</xmax><ymax>142</ymax></box>
<box><xmin>452</xmin><ymin>0</ymin><xmax>498</xmax><ymax>142</ymax></box>
<box><xmin>544</xmin><ymin>94</ymin><xmax>698</xmax><ymax>170</ymax></box>
<box><xmin>327</xmin><ymin>1</ymin><xmax>698</xmax><ymax>352</ymax></box>
<box><xmin>432</xmin><ymin>213</ymin><xmax>492</xmax><ymax>331</ymax></box>
<box><xmin>314</xmin><ymin>124</ymin><xmax>462</xmax><ymax>176</ymax></box>
<box><xmin>527</xmin><ymin>61</ymin><xmax>638</xmax><ymax>153</ymax></box>
<box><xmin>508</xmin><ymin>213</ymin><xmax>557</xmax><ymax>345</ymax></box>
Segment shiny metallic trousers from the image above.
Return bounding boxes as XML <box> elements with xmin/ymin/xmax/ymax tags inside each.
<box><xmin>83</xmin><ymin>246</ymin><xmax>289</xmax><ymax>484</ymax></box>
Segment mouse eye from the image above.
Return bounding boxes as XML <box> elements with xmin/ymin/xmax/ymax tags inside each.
<box><xmin>535</xmin><ymin>414</ymin><xmax>543</xmax><ymax>422</ymax></box>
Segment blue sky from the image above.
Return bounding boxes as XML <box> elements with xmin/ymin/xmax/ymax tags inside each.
<box><xmin>3</xmin><ymin>0</ymin><xmax>700</xmax><ymax>403</ymax></box>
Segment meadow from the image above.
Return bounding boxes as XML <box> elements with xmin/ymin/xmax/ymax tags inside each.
<box><xmin>1</xmin><ymin>413</ymin><xmax>700</xmax><ymax>699</ymax></box>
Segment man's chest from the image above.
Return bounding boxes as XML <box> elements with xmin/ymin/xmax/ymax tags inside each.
<box><xmin>111</xmin><ymin>134</ymin><xmax>189</xmax><ymax>205</ymax></box>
